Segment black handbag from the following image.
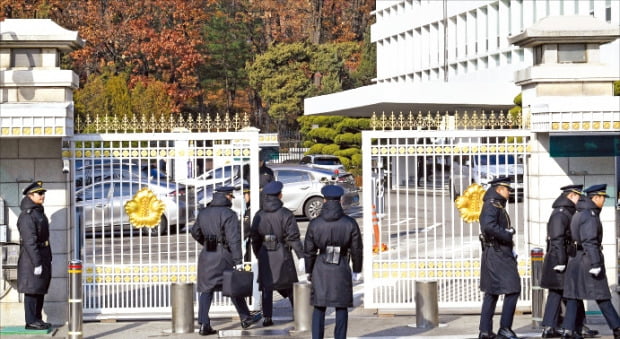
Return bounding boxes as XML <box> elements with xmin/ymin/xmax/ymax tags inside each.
<box><xmin>222</xmin><ymin>269</ymin><xmax>253</xmax><ymax>298</ymax></box>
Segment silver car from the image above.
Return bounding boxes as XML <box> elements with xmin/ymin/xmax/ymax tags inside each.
<box><xmin>270</xmin><ymin>164</ymin><xmax>359</xmax><ymax>219</ymax></box>
<box><xmin>76</xmin><ymin>179</ymin><xmax>194</xmax><ymax>236</ymax></box>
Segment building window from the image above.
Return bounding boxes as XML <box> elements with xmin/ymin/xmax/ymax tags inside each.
<box><xmin>557</xmin><ymin>43</ymin><xmax>586</xmax><ymax>63</ymax></box>
<box><xmin>11</xmin><ymin>48</ymin><xmax>42</xmax><ymax>68</ymax></box>
<box><xmin>534</xmin><ymin>46</ymin><xmax>543</xmax><ymax>65</ymax></box>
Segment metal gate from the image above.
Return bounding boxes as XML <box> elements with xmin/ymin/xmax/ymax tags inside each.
<box><xmin>63</xmin><ymin>118</ymin><xmax>264</xmax><ymax>318</ymax></box>
<box><xmin>362</xmin><ymin>111</ymin><xmax>532</xmax><ymax>310</ymax></box>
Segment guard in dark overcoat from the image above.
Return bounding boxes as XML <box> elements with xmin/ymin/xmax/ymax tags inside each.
<box><xmin>191</xmin><ymin>186</ymin><xmax>261</xmax><ymax>335</ymax></box>
<box><xmin>250</xmin><ymin>181</ymin><xmax>304</xmax><ymax>327</ymax></box>
<box><xmin>540</xmin><ymin>185</ymin><xmax>597</xmax><ymax>338</ymax></box>
<box><xmin>561</xmin><ymin>184</ymin><xmax>620</xmax><ymax>339</ymax></box>
<box><xmin>477</xmin><ymin>177</ymin><xmax>520</xmax><ymax>339</ymax></box>
<box><xmin>303</xmin><ymin>185</ymin><xmax>363</xmax><ymax>339</ymax></box>
<box><xmin>17</xmin><ymin>181</ymin><xmax>53</xmax><ymax>330</ymax></box>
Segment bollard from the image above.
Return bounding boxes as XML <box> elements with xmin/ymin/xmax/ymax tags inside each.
<box><xmin>531</xmin><ymin>247</ymin><xmax>544</xmax><ymax>328</ymax></box>
<box><xmin>68</xmin><ymin>260</ymin><xmax>83</xmax><ymax>339</ymax></box>
<box><xmin>292</xmin><ymin>281</ymin><xmax>313</xmax><ymax>332</ymax></box>
<box><xmin>415</xmin><ymin>280</ymin><xmax>438</xmax><ymax>328</ymax></box>
<box><xmin>171</xmin><ymin>282</ymin><xmax>194</xmax><ymax>333</ymax></box>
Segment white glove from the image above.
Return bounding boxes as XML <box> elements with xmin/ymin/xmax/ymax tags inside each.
<box><xmin>352</xmin><ymin>272</ymin><xmax>363</xmax><ymax>282</ymax></box>
<box><xmin>505</xmin><ymin>228</ymin><xmax>515</xmax><ymax>234</ymax></box>
<box><xmin>234</xmin><ymin>264</ymin><xmax>244</xmax><ymax>271</ymax></box>
<box><xmin>512</xmin><ymin>249</ymin><xmax>518</xmax><ymax>259</ymax></box>
<box><xmin>34</xmin><ymin>265</ymin><xmax>42</xmax><ymax>275</ymax></box>
<box><xmin>297</xmin><ymin>258</ymin><xmax>305</xmax><ymax>272</ymax></box>
<box><xmin>589</xmin><ymin>267</ymin><xmax>601</xmax><ymax>277</ymax></box>
<box><xmin>553</xmin><ymin>265</ymin><xmax>566</xmax><ymax>273</ymax></box>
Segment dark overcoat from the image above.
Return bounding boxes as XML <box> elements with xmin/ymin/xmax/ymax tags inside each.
<box><xmin>250</xmin><ymin>194</ymin><xmax>303</xmax><ymax>290</ymax></box>
<box><xmin>304</xmin><ymin>200</ymin><xmax>363</xmax><ymax>308</ymax></box>
<box><xmin>563</xmin><ymin>198</ymin><xmax>611</xmax><ymax>300</ymax></box>
<box><xmin>191</xmin><ymin>193</ymin><xmax>242</xmax><ymax>293</ymax></box>
<box><xmin>540</xmin><ymin>194</ymin><xmax>575</xmax><ymax>289</ymax></box>
<box><xmin>17</xmin><ymin>196</ymin><xmax>52</xmax><ymax>294</ymax></box>
<box><xmin>479</xmin><ymin>188</ymin><xmax>521</xmax><ymax>295</ymax></box>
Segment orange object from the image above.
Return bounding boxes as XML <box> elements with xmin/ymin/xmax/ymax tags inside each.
<box><xmin>371</xmin><ymin>205</ymin><xmax>388</xmax><ymax>253</ymax></box>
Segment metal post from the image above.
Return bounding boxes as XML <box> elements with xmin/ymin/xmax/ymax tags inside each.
<box><xmin>67</xmin><ymin>260</ymin><xmax>83</xmax><ymax>339</ymax></box>
<box><xmin>171</xmin><ymin>282</ymin><xmax>194</xmax><ymax>333</ymax></box>
<box><xmin>291</xmin><ymin>281</ymin><xmax>313</xmax><ymax>332</ymax></box>
<box><xmin>531</xmin><ymin>247</ymin><xmax>544</xmax><ymax>328</ymax></box>
<box><xmin>415</xmin><ymin>280</ymin><xmax>438</xmax><ymax>328</ymax></box>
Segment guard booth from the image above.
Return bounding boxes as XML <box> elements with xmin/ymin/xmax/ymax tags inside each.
<box><xmin>63</xmin><ymin>113</ymin><xmax>268</xmax><ymax>319</ymax></box>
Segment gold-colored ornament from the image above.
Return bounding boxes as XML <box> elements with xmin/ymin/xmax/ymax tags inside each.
<box><xmin>124</xmin><ymin>187</ymin><xmax>166</xmax><ymax>228</ymax></box>
<box><xmin>455</xmin><ymin>183</ymin><xmax>485</xmax><ymax>223</ymax></box>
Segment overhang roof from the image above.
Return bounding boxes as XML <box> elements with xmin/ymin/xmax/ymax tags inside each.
<box><xmin>509</xmin><ymin>16</ymin><xmax>620</xmax><ymax>47</ymax></box>
<box><xmin>0</xmin><ymin>19</ymin><xmax>85</xmax><ymax>51</ymax></box>
<box><xmin>304</xmin><ymin>81</ymin><xmax>519</xmax><ymax>117</ymax></box>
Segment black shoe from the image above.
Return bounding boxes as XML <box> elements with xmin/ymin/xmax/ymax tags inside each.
<box><xmin>561</xmin><ymin>329</ymin><xmax>584</xmax><ymax>339</ymax></box>
<box><xmin>612</xmin><ymin>327</ymin><xmax>620</xmax><ymax>339</ymax></box>
<box><xmin>542</xmin><ymin>326</ymin><xmax>563</xmax><ymax>338</ymax></box>
<box><xmin>199</xmin><ymin>324</ymin><xmax>216</xmax><ymax>336</ymax></box>
<box><xmin>241</xmin><ymin>312</ymin><xmax>262</xmax><ymax>329</ymax></box>
<box><xmin>263</xmin><ymin>317</ymin><xmax>273</xmax><ymax>327</ymax></box>
<box><xmin>580</xmin><ymin>325</ymin><xmax>599</xmax><ymax>338</ymax></box>
<box><xmin>479</xmin><ymin>331</ymin><xmax>496</xmax><ymax>339</ymax></box>
<box><xmin>25</xmin><ymin>321</ymin><xmax>50</xmax><ymax>330</ymax></box>
<box><xmin>497</xmin><ymin>327</ymin><xmax>518</xmax><ymax>339</ymax></box>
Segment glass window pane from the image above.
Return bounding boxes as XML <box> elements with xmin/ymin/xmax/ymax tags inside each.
<box><xmin>558</xmin><ymin>44</ymin><xmax>586</xmax><ymax>63</ymax></box>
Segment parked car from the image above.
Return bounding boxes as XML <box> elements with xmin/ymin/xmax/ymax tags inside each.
<box><xmin>271</xmin><ymin>164</ymin><xmax>359</xmax><ymax>219</ymax></box>
<box><xmin>75</xmin><ymin>163</ymin><xmax>143</xmax><ymax>188</ymax></box>
<box><xmin>299</xmin><ymin>154</ymin><xmax>346</xmax><ymax>173</ymax></box>
<box><xmin>76</xmin><ymin>179</ymin><xmax>194</xmax><ymax>236</ymax></box>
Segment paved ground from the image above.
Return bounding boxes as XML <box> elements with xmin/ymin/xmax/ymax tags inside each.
<box><xmin>1</xmin><ymin>300</ymin><xmax>617</xmax><ymax>339</ymax></box>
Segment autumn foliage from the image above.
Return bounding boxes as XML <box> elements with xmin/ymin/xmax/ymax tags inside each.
<box><xmin>0</xmin><ymin>0</ymin><xmax>374</xmax><ymax>131</ymax></box>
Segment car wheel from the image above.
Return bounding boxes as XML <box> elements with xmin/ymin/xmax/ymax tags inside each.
<box><xmin>144</xmin><ymin>215</ymin><xmax>168</xmax><ymax>236</ymax></box>
<box><xmin>304</xmin><ymin>197</ymin><xmax>324</xmax><ymax>220</ymax></box>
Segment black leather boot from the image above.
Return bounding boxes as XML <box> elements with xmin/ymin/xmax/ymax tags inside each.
<box><xmin>478</xmin><ymin>331</ymin><xmax>496</xmax><ymax>339</ymax></box>
<box><xmin>561</xmin><ymin>329</ymin><xmax>584</xmax><ymax>339</ymax></box>
<box><xmin>497</xmin><ymin>328</ymin><xmax>518</xmax><ymax>339</ymax></box>
<box><xmin>542</xmin><ymin>326</ymin><xmax>562</xmax><ymax>338</ymax></box>
<box><xmin>199</xmin><ymin>324</ymin><xmax>216</xmax><ymax>336</ymax></box>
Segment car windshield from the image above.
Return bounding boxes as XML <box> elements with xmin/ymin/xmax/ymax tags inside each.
<box><xmin>314</xmin><ymin>158</ymin><xmax>341</xmax><ymax>165</ymax></box>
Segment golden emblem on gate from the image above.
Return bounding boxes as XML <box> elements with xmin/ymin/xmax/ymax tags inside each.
<box><xmin>455</xmin><ymin>183</ymin><xmax>485</xmax><ymax>223</ymax></box>
<box><xmin>124</xmin><ymin>187</ymin><xmax>165</xmax><ymax>228</ymax></box>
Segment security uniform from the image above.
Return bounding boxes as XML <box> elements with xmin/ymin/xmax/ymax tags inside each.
<box><xmin>540</xmin><ymin>185</ymin><xmax>591</xmax><ymax>338</ymax></box>
<box><xmin>17</xmin><ymin>181</ymin><xmax>52</xmax><ymax>330</ymax></box>
<box><xmin>562</xmin><ymin>184</ymin><xmax>620</xmax><ymax>339</ymax></box>
<box><xmin>304</xmin><ymin>185</ymin><xmax>363</xmax><ymax>339</ymax></box>
<box><xmin>250</xmin><ymin>181</ymin><xmax>304</xmax><ymax>326</ymax></box>
<box><xmin>191</xmin><ymin>187</ymin><xmax>261</xmax><ymax>335</ymax></box>
<box><xmin>478</xmin><ymin>177</ymin><xmax>520</xmax><ymax>339</ymax></box>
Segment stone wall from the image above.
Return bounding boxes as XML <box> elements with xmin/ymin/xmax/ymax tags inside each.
<box><xmin>0</xmin><ymin>137</ymin><xmax>70</xmax><ymax>326</ymax></box>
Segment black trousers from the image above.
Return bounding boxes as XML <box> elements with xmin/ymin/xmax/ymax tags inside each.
<box><xmin>262</xmin><ymin>287</ymin><xmax>293</xmax><ymax>318</ymax></box>
<box><xmin>563</xmin><ymin>298</ymin><xmax>620</xmax><ymax>331</ymax></box>
<box><xmin>24</xmin><ymin>293</ymin><xmax>45</xmax><ymax>325</ymax></box>
<box><xmin>312</xmin><ymin>306</ymin><xmax>348</xmax><ymax>339</ymax></box>
<box><xmin>479</xmin><ymin>292</ymin><xmax>520</xmax><ymax>332</ymax></box>
<box><xmin>542</xmin><ymin>289</ymin><xmax>586</xmax><ymax>329</ymax></box>
<box><xmin>198</xmin><ymin>291</ymin><xmax>250</xmax><ymax>327</ymax></box>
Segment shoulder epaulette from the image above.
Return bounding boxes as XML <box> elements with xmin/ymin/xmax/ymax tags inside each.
<box><xmin>26</xmin><ymin>209</ymin><xmax>32</xmax><ymax>214</ymax></box>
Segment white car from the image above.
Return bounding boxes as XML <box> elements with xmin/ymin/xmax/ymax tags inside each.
<box><xmin>299</xmin><ymin>154</ymin><xmax>346</xmax><ymax>173</ymax></box>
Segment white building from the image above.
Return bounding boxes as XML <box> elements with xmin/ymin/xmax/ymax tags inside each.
<box><xmin>305</xmin><ymin>0</ymin><xmax>620</xmax><ymax>312</ymax></box>
<box><xmin>305</xmin><ymin>0</ymin><xmax>619</xmax><ymax>115</ymax></box>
